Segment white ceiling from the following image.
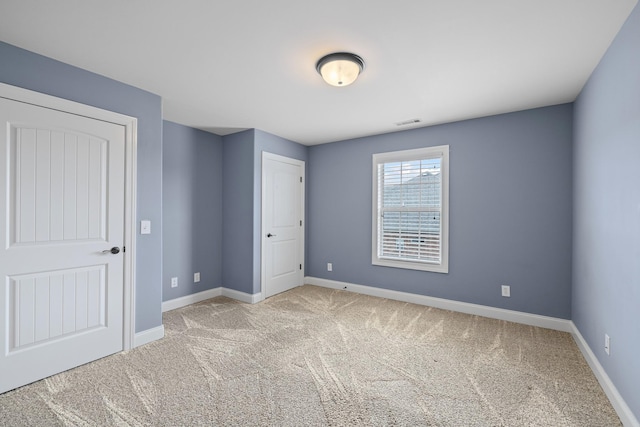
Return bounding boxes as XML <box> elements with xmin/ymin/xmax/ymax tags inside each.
<box><xmin>0</xmin><ymin>0</ymin><xmax>636</xmax><ymax>145</ymax></box>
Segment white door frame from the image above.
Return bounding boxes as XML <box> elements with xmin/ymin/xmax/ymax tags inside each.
<box><xmin>0</xmin><ymin>83</ymin><xmax>137</xmax><ymax>351</ymax></box>
<box><xmin>260</xmin><ymin>151</ymin><xmax>305</xmax><ymax>300</ymax></box>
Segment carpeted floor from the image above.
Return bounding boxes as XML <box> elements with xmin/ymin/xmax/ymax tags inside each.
<box><xmin>0</xmin><ymin>285</ymin><xmax>621</xmax><ymax>426</ymax></box>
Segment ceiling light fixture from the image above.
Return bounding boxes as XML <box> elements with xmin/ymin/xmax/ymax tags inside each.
<box><xmin>316</xmin><ymin>52</ymin><xmax>365</xmax><ymax>87</ymax></box>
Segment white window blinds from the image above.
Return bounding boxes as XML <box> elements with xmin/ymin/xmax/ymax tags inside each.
<box><xmin>372</xmin><ymin>146</ymin><xmax>449</xmax><ymax>273</ymax></box>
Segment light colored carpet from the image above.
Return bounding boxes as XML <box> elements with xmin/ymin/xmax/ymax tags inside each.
<box><xmin>0</xmin><ymin>285</ymin><xmax>620</xmax><ymax>426</ymax></box>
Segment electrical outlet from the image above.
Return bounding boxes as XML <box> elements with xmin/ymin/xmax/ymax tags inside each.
<box><xmin>171</xmin><ymin>277</ymin><xmax>178</xmax><ymax>288</ymax></box>
<box><xmin>327</xmin><ymin>262</ymin><xmax>333</xmax><ymax>272</ymax></box>
<box><xmin>605</xmin><ymin>334</ymin><xmax>610</xmax><ymax>355</ymax></box>
<box><xmin>194</xmin><ymin>272</ymin><xmax>200</xmax><ymax>283</ymax></box>
<box><xmin>501</xmin><ymin>285</ymin><xmax>511</xmax><ymax>297</ymax></box>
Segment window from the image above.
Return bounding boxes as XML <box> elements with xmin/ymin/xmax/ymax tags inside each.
<box><xmin>372</xmin><ymin>145</ymin><xmax>449</xmax><ymax>273</ymax></box>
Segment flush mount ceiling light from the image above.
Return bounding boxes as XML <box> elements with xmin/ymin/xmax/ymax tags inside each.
<box><xmin>316</xmin><ymin>52</ymin><xmax>365</xmax><ymax>87</ymax></box>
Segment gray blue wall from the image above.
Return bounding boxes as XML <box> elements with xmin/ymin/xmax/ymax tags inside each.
<box><xmin>221</xmin><ymin>130</ymin><xmax>256</xmax><ymax>294</ymax></box>
<box><xmin>307</xmin><ymin>105</ymin><xmax>573</xmax><ymax>318</ymax></box>
<box><xmin>0</xmin><ymin>41</ymin><xmax>163</xmax><ymax>333</ymax></box>
<box><xmin>163</xmin><ymin>121</ymin><xmax>223</xmax><ymax>300</ymax></box>
<box><xmin>573</xmin><ymin>2</ymin><xmax>640</xmax><ymax>418</ymax></box>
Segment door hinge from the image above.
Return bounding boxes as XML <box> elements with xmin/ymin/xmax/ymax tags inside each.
<box><xmin>123</xmin><ymin>246</ymin><xmax>126</xmax><ymax>253</ymax></box>
<box><xmin>299</xmin><ymin>264</ymin><xmax>302</xmax><ymax>270</ymax></box>
<box><xmin>300</xmin><ymin>177</ymin><xmax>302</xmax><ymax>183</ymax></box>
<box><xmin>300</xmin><ymin>220</ymin><xmax>302</xmax><ymax>226</ymax></box>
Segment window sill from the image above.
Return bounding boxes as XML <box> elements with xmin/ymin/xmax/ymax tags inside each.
<box><xmin>372</xmin><ymin>257</ymin><xmax>448</xmax><ymax>274</ymax></box>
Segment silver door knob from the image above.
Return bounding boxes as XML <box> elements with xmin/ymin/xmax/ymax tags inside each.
<box><xmin>102</xmin><ymin>247</ymin><xmax>120</xmax><ymax>254</ymax></box>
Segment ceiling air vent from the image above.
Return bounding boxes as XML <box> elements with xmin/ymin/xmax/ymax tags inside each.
<box><xmin>395</xmin><ymin>118</ymin><xmax>422</xmax><ymax>127</ymax></box>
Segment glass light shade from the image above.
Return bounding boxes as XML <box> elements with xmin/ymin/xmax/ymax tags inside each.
<box><xmin>316</xmin><ymin>53</ymin><xmax>364</xmax><ymax>87</ymax></box>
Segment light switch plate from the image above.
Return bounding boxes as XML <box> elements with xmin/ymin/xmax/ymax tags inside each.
<box><xmin>141</xmin><ymin>220</ymin><xmax>151</xmax><ymax>235</ymax></box>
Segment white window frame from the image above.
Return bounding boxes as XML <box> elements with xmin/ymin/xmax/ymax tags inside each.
<box><xmin>372</xmin><ymin>145</ymin><xmax>449</xmax><ymax>273</ymax></box>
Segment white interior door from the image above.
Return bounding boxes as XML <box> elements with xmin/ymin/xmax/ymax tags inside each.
<box><xmin>262</xmin><ymin>152</ymin><xmax>304</xmax><ymax>299</ymax></box>
<box><xmin>0</xmin><ymin>96</ymin><xmax>126</xmax><ymax>394</ymax></box>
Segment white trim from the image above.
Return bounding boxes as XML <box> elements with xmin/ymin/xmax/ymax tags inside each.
<box><xmin>162</xmin><ymin>288</ymin><xmax>222</xmax><ymax>312</ymax></box>
<box><xmin>122</xmin><ymin>110</ymin><xmax>137</xmax><ymax>351</ymax></box>
<box><xmin>162</xmin><ymin>287</ymin><xmax>262</xmax><ymax>312</ymax></box>
<box><xmin>0</xmin><ymin>83</ymin><xmax>138</xmax><ymax>351</ymax></box>
<box><xmin>222</xmin><ymin>288</ymin><xmax>263</xmax><ymax>304</ymax></box>
<box><xmin>305</xmin><ymin>276</ymin><xmax>572</xmax><ymax>332</ymax></box>
<box><xmin>261</xmin><ymin>152</ymin><xmax>305</xmax><ymax>298</ymax></box>
<box><xmin>133</xmin><ymin>325</ymin><xmax>165</xmax><ymax>348</ymax></box>
<box><xmin>570</xmin><ymin>322</ymin><xmax>639</xmax><ymax>427</ymax></box>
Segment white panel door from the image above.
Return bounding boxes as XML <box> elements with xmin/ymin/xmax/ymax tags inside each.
<box><xmin>262</xmin><ymin>152</ymin><xmax>304</xmax><ymax>298</ymax></box>
<box><xmin>0</xmin><ymin>97</ymin><xmax>125</xmax><ymax>394</ymax></box>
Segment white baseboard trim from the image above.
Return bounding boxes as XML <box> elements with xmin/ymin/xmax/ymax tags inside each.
<box><xmin>222</xmin><ymin>288</ymin><xmax>263</xmax><ymax>304</ymax></box>
<box><xmin>305</xmin><ymin>276</ymin><xmax>572</xmax><ymax>332</ymax></box>
<box><xmin>570</xmin><ymin>322</ymin><xmax>639</xmax><ymax>427</ymax></box>
<box><xmin>133</xmin><ymin>325</ymin><xmax>165</xmax><ymax>348</ymax></box>
<box><xmin>162</xmin><ymin>287</ymin><xmax>262</xmax><ymax>312</ymax></box>
<box><xmin>162</xmin><ymin>288</ymin><xmax>223</xmax><ymax>312</ymax></box>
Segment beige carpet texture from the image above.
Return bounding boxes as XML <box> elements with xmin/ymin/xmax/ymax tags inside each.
<box><xmin>0</xmin><ymin>285</ymin><xmax>621</xmax><ymax>426</ymax></box>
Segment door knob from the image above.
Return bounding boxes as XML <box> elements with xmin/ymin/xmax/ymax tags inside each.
<box><xmin>267</xmin><ymin>233</ymin><xmax>276</xmax><ymax>238</ymax></box>
<box><xmin>102</xmin><ymin>247</ymin><xmax>120</xmax><ymax>254</ymax></box>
